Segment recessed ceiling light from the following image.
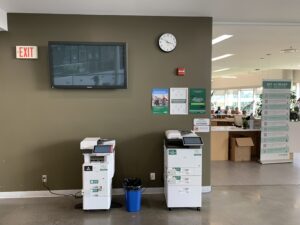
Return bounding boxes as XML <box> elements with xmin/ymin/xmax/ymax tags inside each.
<box><xmin>212</xmin><ymin>54</ymin><xmax>234</xmax><ymax>62</ymax></box>
<box><xmin>212</xmin><ymin>35</ymin><xmax>233</xmax><ymax>45</ymax></box>
<box><xmin>213</xmin><ymin>68</ymin><xmax>230</xmax><ymax>73</ymax></box>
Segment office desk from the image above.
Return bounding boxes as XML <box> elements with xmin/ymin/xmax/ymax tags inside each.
<box><xmin>211</xmin><ymin>126</ymin><xmax>261</xmax><ymax>161</ymax></box>
<box><xmin>211</xmin><ymin>118</ymin><xmax>235</xmax><ymax>126</ymax></box>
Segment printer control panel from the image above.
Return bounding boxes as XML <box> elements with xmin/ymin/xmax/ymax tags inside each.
<box><xmin>165</xmin><ymin>130</ymin><xmax>203</xmax><ymax>147</ymax></box>
<box><xmin>182</xmin><ymin>136</ymin><xmax>203</xmax><ymax>146</ymax></box>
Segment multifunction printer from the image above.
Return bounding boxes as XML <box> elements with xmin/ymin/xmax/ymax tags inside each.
<box><xmin>164</xmin><ymin>130</ymin><xmax>203</xmax><ymax>210</ymax></box>
<box><xmin>80</xmin><ymin>137</ymin><xmax>115</xmax><ymax>210</ymax></box>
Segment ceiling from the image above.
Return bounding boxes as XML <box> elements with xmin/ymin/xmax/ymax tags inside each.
<box><xmin>212</xmin><ymin>24</ymin><xmax>300</xmax><ymax>77</ymax></box>
<box><xmin>2</xmin><ymin>0</ymin><xmax>300</xmax><ymax>77</ymax></box>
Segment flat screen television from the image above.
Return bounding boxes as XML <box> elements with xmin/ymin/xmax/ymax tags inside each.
<box><xmin>48</xmin><ymin>42</ymin><xmax>127</xmax><ymax>89</ymax></box>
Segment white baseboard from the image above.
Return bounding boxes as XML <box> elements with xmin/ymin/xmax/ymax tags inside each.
<box><xmin>0</xmin><ymin>186</ymin><xmax>211</xmax><ymax>199</ymax></box>
<box><xmin>202</xmin><ymin>186</ymin><xmax>212</xmax><ymax>193</ymax></box>
<box><xmin>0</xmin><ymin>189</ymin><xmax>80</xmax><ymax>199</ymax></box>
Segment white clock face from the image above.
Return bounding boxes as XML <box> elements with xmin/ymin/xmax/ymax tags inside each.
<box><xmin>159</xmin><ymin>33</ymin><xmax>177</xmax><ymax>52</ymax></box>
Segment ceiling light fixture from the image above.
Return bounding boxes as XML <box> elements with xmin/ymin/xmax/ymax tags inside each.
<box><xmin>280</xmin><ymin>46</ymin><xmax>298</xmax><ymax>53</ymax></box>
<box><xmin>212</xmin><ymin>54</ymin><xmax>234</xmax><ymax>62</ymax></box>
<box><xmin>212</xmin><ymin>35</ymin><xmax>233</xmax><ymax>45</ymax></box>
<box><xmin>213</xmin><ymin>68</ymin><xmax>230</xmax><ymax>73</ymax></box>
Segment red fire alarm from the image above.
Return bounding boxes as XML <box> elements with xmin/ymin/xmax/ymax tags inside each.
<box><xmin>177</xmin><ymin>68</ymin><xmax>185</xmax><ymax>76</ymax></box>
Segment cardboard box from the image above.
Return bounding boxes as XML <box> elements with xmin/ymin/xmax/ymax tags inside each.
<box><xmin>230</xmin><ymin>137</ymin><xmax>254</xmax><ymax>161</ymax></box>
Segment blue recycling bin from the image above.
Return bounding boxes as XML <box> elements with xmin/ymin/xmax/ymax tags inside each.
<box><xmin>125</xmin><ymin>189</ymin><xmax>142</xmax><ymax>212</ymax></box>
<box><xmin>123</xmin><ymin>178</ymin><xmax>142</xmax><ymax>212</ymax></box>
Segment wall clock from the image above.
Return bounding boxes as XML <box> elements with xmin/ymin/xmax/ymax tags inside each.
<box><xmin>158</xmin><ymin>33</ymin><xmax>177</xmax><ymax>52</ymax></box>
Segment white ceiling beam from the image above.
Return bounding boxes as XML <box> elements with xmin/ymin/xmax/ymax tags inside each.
<box><xmin>213</xmin><ymin>21</ymin><xmax>300</xmax><ymax>26</ymax></box>
<box><xmin>0</xmin><ymin>7</ymin><xmax>8</xmax><ymax>31</ymax></box>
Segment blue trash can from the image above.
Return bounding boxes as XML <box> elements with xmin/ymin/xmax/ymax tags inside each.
<box><xmin>123</xmin><ymin>178</ymin><xmax>142</xmax><ymax>212</ymax></box>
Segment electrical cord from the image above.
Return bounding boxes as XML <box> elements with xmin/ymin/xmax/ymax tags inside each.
<box><xmin>42</xmin><ymin>182</ymin><xmax>82</xmax><ymax>199</ymax></box>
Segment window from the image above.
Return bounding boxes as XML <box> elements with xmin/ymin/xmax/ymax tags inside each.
<box><xmin>211</xmin><ymin>90</ymin><xmax>226</xmax><ymax>110</ymax></box>
<box><xmin>240</xmin><ymin>89</ymin><xmax>254</xmax><ymax>114</ymax></box>
<box><xmin>225</xmin><ymin>89</ymin><xmax>238</xmax><ymax>110</ymax></box>
<box><xmin>211</xmin><ymin>88</ymin><xmax>260</xmax><ymax>115</ymax></box>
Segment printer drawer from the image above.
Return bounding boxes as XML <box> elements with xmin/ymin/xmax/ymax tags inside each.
<box><xmin>165</xmin><ymin>175</ymin><xmax>202</xmax><ymax>186</ymax></box>
<box><xmin>165</xmin><ymin>167</ymin><xmax>202</xmax><ymax>176</ymax></box>
<box><xmin>165</xmin><ymin>148</ymin><xmax>202</xmax><ymax>168</ymax></box>
<box><xmin>165</xmin><ymin>185</ymin><xmax>202</xmax><ymax>208</ymax></box>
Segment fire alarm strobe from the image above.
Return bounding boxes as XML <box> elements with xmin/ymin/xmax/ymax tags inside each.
<box><xmin>177</xmin><ymin>68</ymin><xmax>185</xmax><ymax>76</ymax></box>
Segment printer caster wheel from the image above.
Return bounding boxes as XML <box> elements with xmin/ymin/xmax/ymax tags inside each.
<box><xmin>196</xmin><ymin>207</ymin><xmax>201</xmax><ymax>211</ymax></box>
<box><xmin>168</xmin><ymin>208</ymin><xmax>172</xmax><ymax>211</ymax></box>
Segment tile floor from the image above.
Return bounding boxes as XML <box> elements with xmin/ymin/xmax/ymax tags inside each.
<box><xmin>1</xmin><ymin>186</ymin><xmax>300</xmax><ymax>225</ymax></box>
<box><xmin>211</xmin><ymin>154</ymin><xmax>300</xmax><ymax>186</ymax></box>
<box><xmin>2</xmin><ymin>155</ymin><xmax>300</xmax><ymax>225</ymax></box>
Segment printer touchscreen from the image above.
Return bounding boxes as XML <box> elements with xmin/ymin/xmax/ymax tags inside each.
<box><xmin>182</xmin><ymin>137</ymin><xmax>203</xmax><ymax>146</ymax></box>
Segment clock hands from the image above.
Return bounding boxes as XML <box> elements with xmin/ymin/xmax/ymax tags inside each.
<box><xmin>159</xmin><ymin>33</ymin><xmax>176</xmax><ymax>52</ymax></box>
<box><xmin>163</xmin><ymin>39</ymin><xmax>173</xmax><ymax>44</ymax></box>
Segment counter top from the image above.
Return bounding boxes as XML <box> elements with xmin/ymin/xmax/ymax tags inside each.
<box><xmin>211</xmin><ymin>118</ymin><xmax>234</xmax><ymax>122</ymax></box>
<box><xmin>211</xmin><ymin>126</ymin><xmax>261</xmax><ymax>132</ymax></box>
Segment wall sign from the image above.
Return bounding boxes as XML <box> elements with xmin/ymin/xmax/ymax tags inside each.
<box><xmin>16</xmin><ymin>46</ymin><xmax>38</xmax><ymax>59</ymax></box>
<box><xmin>170</xmin><ymin>87</ymin><xmax>188</xmax><ymax>115</ymax></box>
<box><xmin>189</xmin><ymin>88</ymin><xmax>206</xmax><ymax>114</ymax></box>
<box><xmin>152</xmin><ymin>88</ymin><xmax>169</xmax><ymax>115</ymax></box>
<box><xmin>260</xmin><ymin>80</ymin><xmax>291</xmax><ymax>164</ymax></box>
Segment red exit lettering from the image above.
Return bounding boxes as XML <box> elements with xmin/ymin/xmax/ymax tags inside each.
<box><xmin>18</xmin><ymin>47</ymin><xmax>34</xmax><ymax>58</ymax></box>
<box><xmin>16</xmin><ymin>46</ymin><xmax>37</xmax><ymax>59</ymax></box>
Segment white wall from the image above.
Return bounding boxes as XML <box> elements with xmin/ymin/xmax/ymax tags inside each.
<box><xmin>0</xmin><ymin>8</ymin><xmax>7</xmax><ymax>31</ymax></box>
<box><xmin>212</xmin><ymin>69</ymin><xmax>284</xmax><ymax>89</ymax></box>
<box><xmin>293</xmin><ymin>70</ymin><xmax>300</xmax><ymax>83</ymax></box>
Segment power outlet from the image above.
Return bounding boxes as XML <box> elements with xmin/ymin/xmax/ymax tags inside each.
<box><xmin>150</xmin><ymin>172</ymin><xmax>156</xmax><ymax>181</ymax></box>
<box><xmin>42</xmin><ymin>175</ymin><xmax>47</xmax><ymax>183</ymax></box>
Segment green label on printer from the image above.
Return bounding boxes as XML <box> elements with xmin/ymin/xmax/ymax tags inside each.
<box><xmin>90</xmin><ymin>180</ymin><xmax>98</xmax><ymax>184</ymax></box>
<box><xmin>174</xmin><ymin>167</ymin><xmax>181</xmax><ymax>172</ymax></box>
<box><xmin>169</xmin><ymin>149</ymin><xmax>177</xmax><ymax>155</ymax></box>
<box><xmin>175</xmin><ymin>176</ymin><xmax>181</xmax><ymax>180</ymax></box>
<box><xmin>194</xmin><ymin>149</ymin><xmax>201</xmax><ymax>156</ymax></box>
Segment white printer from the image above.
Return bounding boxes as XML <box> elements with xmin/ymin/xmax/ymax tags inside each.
<box><xmin>80</xmin><ymin>137</ymin><xmax>115</xmax><ymax>210</ymax></box>
<box><xmin>164</xmin><ymin>130</ymin><xmax>203</xmax><ymax>211</ymax></box>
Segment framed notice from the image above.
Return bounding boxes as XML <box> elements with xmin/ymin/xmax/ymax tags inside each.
<box><xmin>189</xmin><ymin>88</ymin><xmax>206</xmax><ymax>114</ymax></box>
<box><xmin>152</xmin><ymin>88</ymin><xmax>169</xmax><ymax>115</ymax></box>
<box><xmin>170</xmin><ymin>88</ymin><xmax>188</xmax><ymax>115</ymax></box>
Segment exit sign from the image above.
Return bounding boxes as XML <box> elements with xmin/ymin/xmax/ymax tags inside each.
<box><xmin>16</xmin><ymin>46</ymin><xmax>38</xmax><ymax>59</ymax></box>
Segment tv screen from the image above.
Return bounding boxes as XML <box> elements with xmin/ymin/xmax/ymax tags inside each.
<box><xmin>48</xmin><ymin>42</ymin><xmax>127</xmax><ymax>89</ymax></box>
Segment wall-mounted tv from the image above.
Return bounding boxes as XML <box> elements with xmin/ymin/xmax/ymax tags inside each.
<box><xmin>48</xmin><ymin>42</ymin><xmax>127</xmax><ymax>89</ymax></box>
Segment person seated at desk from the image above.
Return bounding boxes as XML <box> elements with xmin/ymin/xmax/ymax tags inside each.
<box><xmin>215</xmin><ymin>106</ymin><xmax>222</xmax><ymax>114</ymax></box>
<box><xmin>232</xmin><ymin>107</ymin><xmax>241</xmax><ymax>115</ymax></box>
<box><xmin>224</xmin><ymin>106</ymin><xmax>231</xmax><ymax>115</ymax></box>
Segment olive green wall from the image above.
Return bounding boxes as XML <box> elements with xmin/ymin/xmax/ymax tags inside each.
<box><xmin>0</xmin><ymin>14</ymin><xmax>211</xmax><ymax>191</ymax></box>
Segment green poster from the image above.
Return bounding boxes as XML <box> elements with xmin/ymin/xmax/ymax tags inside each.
<box><xmin>152</xmin><ymin>88</ymin><xmax>169</xmax><ymax>115</ymax></box>
<box><xmin>189</xmin><ymin>88</ymin><xmax>206</xmax><ymax>114</ymax></box>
